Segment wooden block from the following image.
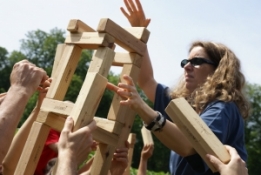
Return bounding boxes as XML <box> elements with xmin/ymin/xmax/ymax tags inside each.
<box><xmin>97</xmin><ymin>18</ymin><xmax>147</xmax><ymax>56</ymax></box>
<box><xmin>123</xmin><ymin>133</ymin><xmax>136</xmax><ymax>175</ymax></box>
<box><xmin>92</xmin><ymin>127</ymin><xmax>118</xmax><ymax>146</ymax></box>
<box><xmin>71</xmin><ymin>72</ymin><xmax>108</xmax><ymax>130</ymax></box>
<box><xmin>67</xmin><ymin>19</ymin><xmax>95</xmax><ymax>33</ymax></box>
<box><xmin>40</xmin><ymin>98</ymin><xmax>74</xmax><ymax>116</ymax></box>
<box><xmin>94</xmin><ymin>117</ymin><xmax>123</xmax><ymax>135</ymax></box>
<box><xmin>88</xmin><ymin>47</ymin><xmax>115</xmax><ymax>77</ymax></box>
<box><xmin>113</xmin><ymin>52</ymin><xmax>142</xmax><ymax>68</ymax></box>
<box><xmin>47</xmin><ymin>44</ymin><xmax>82</xmax><ymax>100</ymax></box>
<box><xmin>36</xmin><ymin>111</ymin><xmax>66</xmax><ymax>132</ymax></box>
<box><xmin>51</xmin><ymin>44</ymin><xmax>66</xmax><ymax>77</ymax></box>
<box><xmin>65</xmin><ymin>32</ymin><xmax>115</xmax><ymax>49</ymax></box>
<box><xmin>124</xmin><ymin>27</ymin><xmax>150</xmax><ymax>43</ymax></box>
<box><xmin>14</xmin><ymin>122</ymin><xmax>50</xmax><ymax>175</ymax></box>
<box><xmin>141</xmin><ymin>126</ymin><xmax>154</xmax><ymax>145</ymax></box>
<box><xmin>90</xmin><ymin>143</ymin><xmax>115</xmax><ymax>175</ymax></box>
<box><xmin>165</xmin><ymin>97</ymin><xmax>230</xmax><ymax>172</ymax></box>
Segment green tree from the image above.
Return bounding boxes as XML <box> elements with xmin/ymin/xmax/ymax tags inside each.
<box><xmin>20</xmin><ymin>28</ymin><xmax>65</xmax><ymax>75</ymax></box>
<box><xmin>0</xmin><ymin>47</ymin><xmax>11</xmax><ymax>92</ymax></box>
<box><xmin>245</xmin><ymin>83</ymin><xmax>261</xmax><ymax>175</ymax></box>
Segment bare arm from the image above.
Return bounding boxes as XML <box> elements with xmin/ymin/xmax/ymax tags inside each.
<box><xmin>2</xmin><ymin>78</ymin><xmax>51</xmax><ymax>175</ymax></box>
<box><xmin>137</xmin><ymin>143</ymin><xmax>154</xmax><ymax>175</ymax></box>
<box><xmin>0</xmin><ymin>60</ymin><xmax>48</xmax><ymax>163</ymax></box>
<box><xmin>113</xmin><ymin>75</ymin><xmax>195</xmax><ymax>156</ymax></box>
<box><xmin>120</xmin><ymin>0</ymin><xmax>157</xmax><ymax>102</ymax></box>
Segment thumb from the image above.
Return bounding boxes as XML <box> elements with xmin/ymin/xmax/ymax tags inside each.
<box><xmin>62</xmin><ymin>117</ymin><xmax>74</xmax><ymax>132</ymax></box>
<box><xmin>206</xmin><ymin>154</ymin><xmax>223</xmax><ymax>171</ymax></box>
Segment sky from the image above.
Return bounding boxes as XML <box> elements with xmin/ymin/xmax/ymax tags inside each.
<box><xmin>1</xmin><ymin>0</ymin><xmax>260</xmax><ymax>87</ymax></box>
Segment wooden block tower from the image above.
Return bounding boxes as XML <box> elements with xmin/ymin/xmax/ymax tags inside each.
<box><xmin>15</xmin><ymin>18</ymin><xmax>150</xmax><ymax>175</ymax></box>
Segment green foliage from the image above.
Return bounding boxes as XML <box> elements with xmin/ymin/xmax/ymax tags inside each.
<box><xmin>130</xmin><ymin>167</ymin><xmax>170</xmax><ymax>175</ymax></box>
<box><xmin>20</xmin><ymin>28</ymin><xmax>65</xmax><ymax>75</ymax></box>
<box><xmin>244</xmin><ymin>83</ymin><xmax>261</xmax><ymax>175</ymax></box>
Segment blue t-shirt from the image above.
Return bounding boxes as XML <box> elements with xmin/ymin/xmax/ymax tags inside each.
<box><xmin>154</xmin><ymin>84</ymin><xmax>247</xmax><ymax>175</ymax></box>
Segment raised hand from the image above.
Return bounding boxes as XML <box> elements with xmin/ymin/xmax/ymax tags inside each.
<box><xmin>10</xmin><ymin>60</ymin><xmax>48</xmax><ymax>97</ymax></box>
<box><xmin>141</xmin><ymin>143</ymin><xmax>154</xmax><ymax>161</ymax></box>
<box><xmin>110</xmin><ymin>141</ymin><xmax>130</xmax><ymax>175</ymax></box>
<box><xmin>120</xmin><ymin>0</ymin><xmax>151</xmax><ymax>27</ymax></box>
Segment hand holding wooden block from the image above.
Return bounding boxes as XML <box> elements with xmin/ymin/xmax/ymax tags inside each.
<box><xmin>165</xmin><ymin>97</ymin><xmax>230</xmax><ymax>172</ymax></box>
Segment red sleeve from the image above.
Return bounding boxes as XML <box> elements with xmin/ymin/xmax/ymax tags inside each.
<box><xmin>45</xmin><ymin>129</ymin><xmax>60</xmax><ymax>146</ymax></box>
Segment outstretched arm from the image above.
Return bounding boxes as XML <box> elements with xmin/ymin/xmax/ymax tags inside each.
<box><xmin>0</xmin><ymin>60</ymin><xmax>48</xmax><ymax>163</ymax></box>
<box><xmin>2</xmin><ymin>78</ymin><xmax>51</xmax><ymax>175</ymax></box>
<box><xmin>120</xmin><ymin>0</ymin><xmax>157</xmax><ymax>102</ymax></box>
<box><xmin>137</xmin><ymin>143</ymin><xmax>154</xmax><ymax>175</ymax></box>
<box><xmin>109</xmin><ymin>76</ymin><xmax>194</xmax><ymax>156</ymax></box>
<box><xmin>120</xmin><ymin>0</ymin><xmax>150</xmax><ymax>27</ymax></box>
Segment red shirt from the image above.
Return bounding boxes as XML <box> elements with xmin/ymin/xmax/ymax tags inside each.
<box><xmin>34</xmin><ymin>129</ymin><xmax>60</xmax><ymax>175</ymax></box>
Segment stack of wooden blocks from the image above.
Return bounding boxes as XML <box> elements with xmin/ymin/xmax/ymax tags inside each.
<box><xmin>15</xmin><ymin>18</ymin><xmax>150</xmax><ymax>175</ymax></box>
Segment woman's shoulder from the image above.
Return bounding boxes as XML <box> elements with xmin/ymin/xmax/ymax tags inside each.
<box><xmin>204</xmin><ymin>100</ymin><xmax>241</xmax><ymax>117</ymax></box>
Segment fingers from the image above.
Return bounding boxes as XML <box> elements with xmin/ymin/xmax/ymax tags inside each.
<box><xmin>225</xmin><ymin>145</ymin><xmax>239</xmax><ymax>158</ymax></box>
<box><xmin>144</xmin><ymin>19</ymin><xmax>151</xmax><ymax>28</ymax></box>
<box><xmin>120</xmin><ymin>7</ymin><xmax>130</xmax><ymax>18</ymax></box>
<box><xmin>206</xmin><ymin>154</ymin><xmax>222</xmax><ymax>171</ymax></box>
<box><xmin>124</xmin><ymin>0</ymin><xmax>133</xmax><ymax>13</ymax></box>
<box><xmin>106</xmin><ymin>82</ymin><xmax>119</xmax><ymax>93</ymax></box>
<box><xmin>127</xmin><ymin>0</ymin><xmax>138</xmax><ymax>12</ymax></box>
<box><xmin>75</xmin><ymin>120</ymin><xmax>97</xmax><ymax>136</ymax></box>
<box><xmin>62</xmin><ymin>117</ymin><xmax>74</xmax><ymax>133</ymax></box>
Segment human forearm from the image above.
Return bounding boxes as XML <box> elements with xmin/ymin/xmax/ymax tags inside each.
<box><xmin>0</xmin><ymin>86</ymin><xmax>31</xmax><ymax>162</ymax></box>
<box><xmin>55</xmin><ymin>152</ymin><xmax>78</xmax><ymax>175</ymax></box>
<box><xmin>2</xmin><ymin>107</ymin><xmax>40</xmax><ymax>174</ymax></box>
<box><xmin>136</xmin><ymin>102</ymin><xmax>195</xmax><ymax>156</ymax></box>
<box><xmin>137</xmin><ymin>158</ymin><xmax>148</xmax><ymax>175</ymax></box>
<box><xmin>153</xmin><ymin>120</ymin><xmax>195</xmax><ymax>156</ymax></box>
<box><xmin>138</xmin><ymin>47</ymin><xmax>157</xmax><ymax>102</ymax></box>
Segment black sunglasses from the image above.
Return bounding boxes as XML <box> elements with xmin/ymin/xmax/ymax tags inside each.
<box><xmin>181</xmin><ymin>57</ymin><xmax>217</xmax><ymax>68</ymax></box>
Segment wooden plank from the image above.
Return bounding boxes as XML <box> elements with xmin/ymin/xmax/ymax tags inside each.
<box><xmin>141</xmin><ymin>126</ymin><xmax>154</xmax><ymax>145</ymax></box>
<box><xmin>88</xmin><ymin>47</ymin><xmax>115</xmax><ymax>77</ymax></box>
<box><xmin>14</xmin><ymin>122</ymin><xmax>50</xmax><ymax>174</ymax></box>
<box><xmin>41</xmin><ymin>98</ymin><xmax>74</xmax><ymax>116</ymax></box>
<box><xmin>67</xmin><ymin>19</ymin><xmax>95</xmax><ymax>33</ymax></box>
<box><xmin>71</xmin><ymin>72</ymin><xmax>108</xmax><ymax>130</ymax></box>
<box><xmin>97</xmin><ymin>18</ymin><xmax>147</xmax><ymax>56</ymax></box>
<box><xmin>36</xmin><ymin>111</ymin><xmax>66</xmax><ymax>132</ymax></box>
<box><xmin>46</xmin><ymin>44</ymin><xmax>82</xmax><ymax>100</ymax></box>
<box><xmin>112</xmin><ymin>52</ymin><xmax>142</xmax><ymax>68</ymax></box>
<box><xmin>124</xmin><ymin>27</ymin><xmax>150</xmax><ymax>43</ymax></box>
<box><xmin>123</xmin><ymin>133</ymin><xmax>136</xmax><ymax>175</ymax></box>
<box><xmin>51</xmin><ymin>44</ymin><xmax>66</xmax><ymax>77</ymax></box>
<box><xmin>91</xmin><ymin>63</ymin><xmax>139</xmax><ymax>175</ymax></box>
<box><xmin>94</xmin><ymin>117</ymin><xmax>123</xmax><ymax>135</ymax></box>
<box><xmin>90</xmin><ymin>143</ymin><xmax>114</xmax><ymax>175</ymax></box>
<box><xmin>92</xmin><ymin>127</ymin><xmax>118</xmax><ymax>146</ymax></box>
<box><xmin>65</xmin><ymin>32</ymin><xmax>115</xmax><ymax>49</ymax></box>
<box><xmin>165</xmin><ymin>97</ymin><xmax>230</xmax><ymax>172</ymax></box>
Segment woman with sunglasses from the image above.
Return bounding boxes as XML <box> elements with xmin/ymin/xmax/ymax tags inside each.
<box><xmin>116</xmin><ymin>0</ymin><xmax>250</xmax><ymax>175</ymax></box>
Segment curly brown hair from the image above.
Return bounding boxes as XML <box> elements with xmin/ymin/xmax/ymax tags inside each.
<box><xmin>170</xmin><ymin>41</ymin><xmax>250</xmax><ymax>119</ymax></box>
